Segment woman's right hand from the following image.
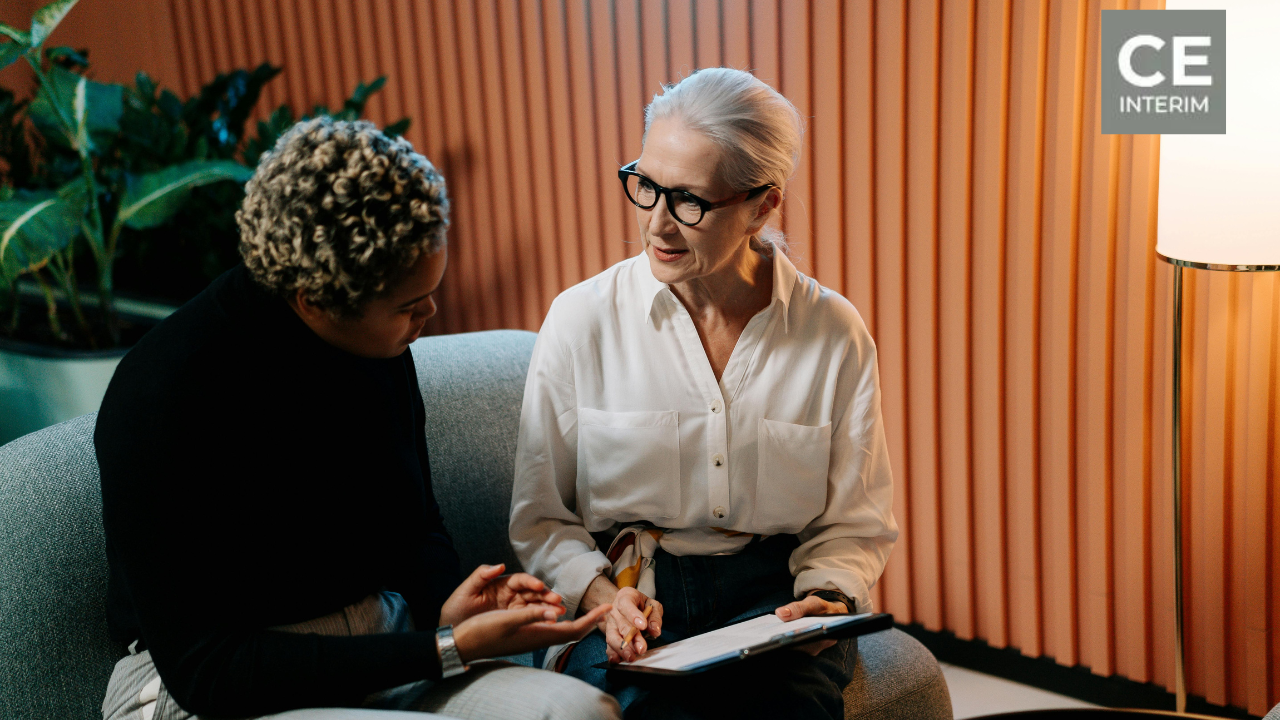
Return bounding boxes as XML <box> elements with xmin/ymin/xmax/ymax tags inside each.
<box><xmin>581</xmin><ymin>576</ymin><xmax>663</xmax><ymax>663</ymax></box>
<box><xmin>452</xmin><ymin>603</ymin><xmax>610</xmax><ymax>664</ymax></box>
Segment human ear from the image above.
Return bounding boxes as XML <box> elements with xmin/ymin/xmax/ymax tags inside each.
<box><xmin>746</xmin><ymin>187</ymin><xmax>782</xmax><ymax>233</ymax></box>
<box><xmin>290</xmin><ymin>290</ymin><xmax>325</xmax><ymax>322</ymax></box>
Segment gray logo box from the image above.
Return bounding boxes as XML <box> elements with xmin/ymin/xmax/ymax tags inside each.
<box><xmin>1101</xmin><ymin>10</ymin><xmax>1225</xmax><ymax>134</ymax></box>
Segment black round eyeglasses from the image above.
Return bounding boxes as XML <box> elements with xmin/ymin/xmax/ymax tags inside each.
<box><xmin>617</xmin><ymin>160</ymin><xmax>774</xmax><ymax>227</ymax></box>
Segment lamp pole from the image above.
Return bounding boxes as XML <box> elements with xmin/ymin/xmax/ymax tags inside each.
<box><xmin>1171</xmin><ymin>262</ymin><xmax>1185</xmax><ymax>715</ymax></box>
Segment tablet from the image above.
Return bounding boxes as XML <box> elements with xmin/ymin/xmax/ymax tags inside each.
<box><xmin>599</xmin><ymin>611</ymin><xmax>893</xmax><ymax>676</ymax></box>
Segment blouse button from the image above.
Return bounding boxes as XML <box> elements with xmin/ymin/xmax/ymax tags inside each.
<box><xmin>710</xmin><ymin>399</ymin><xmax>723</xmax><ymax>413</ymax></box>
<box><xmin>712</xmin><ymin>453</ymin><xmax>725</xmax><ymax>467</ymax></box>
<box><xmin>713</xmin><ymin>506</ymin><xmax>726</xmax><ymax>519</ymax></box>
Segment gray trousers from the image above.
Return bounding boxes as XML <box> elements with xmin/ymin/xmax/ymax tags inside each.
<box><xmin>102</xmin><ymin>593</ymin><xmax>620</xmax><ymax>720</ymax></box>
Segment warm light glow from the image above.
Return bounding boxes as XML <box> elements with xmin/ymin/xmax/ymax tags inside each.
<box><xmin>1157</xmin><ymin>0</ymin><xmax>1280</xmax><ymax>266</ymax></box>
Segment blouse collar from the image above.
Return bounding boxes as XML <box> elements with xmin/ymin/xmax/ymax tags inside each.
<box><xmin>637</xmin><ymin>246</ymin><xmax>797</xmax><ymax>333</ymax></box>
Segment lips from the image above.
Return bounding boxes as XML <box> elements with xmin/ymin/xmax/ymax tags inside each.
<box><xmin>652</xmin><ymin>246</ymin><xmax>688</xmax><ymax>262</ymax></box>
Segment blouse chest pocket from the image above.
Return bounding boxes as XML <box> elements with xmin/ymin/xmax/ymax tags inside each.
<box><xmin>578</xmin><ymin>408</ymin><xmax>681</xmax><ymax>520</ymax></box>
<box><xmin>754</xmin><ymin>418</ymin><xmax>832</xmax><ymax>532</ymax></box>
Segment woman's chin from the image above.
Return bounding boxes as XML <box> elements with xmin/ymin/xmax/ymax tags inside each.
<box><xmin>647</xmin><ymin>250</ymin><xmax>692</xmax><ymax>283</ymax></box>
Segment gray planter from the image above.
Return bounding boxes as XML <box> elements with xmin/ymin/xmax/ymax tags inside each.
<box><xmin>0</xmin><ymin>341</ymin><xmax>126</xmax><ymax>446</ymax></box>
<box><xmin>0</xmin><ymin>297</ymin><xmax>174</xmax><ymax>446</ymax></box>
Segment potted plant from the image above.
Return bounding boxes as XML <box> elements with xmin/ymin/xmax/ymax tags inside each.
<box><xmin>0</xmin><ymin>0</ymin><xmax>408</xmax><ymax>444</ymax></box>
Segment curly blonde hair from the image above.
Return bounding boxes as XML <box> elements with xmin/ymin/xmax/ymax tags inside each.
<box><xmin>236</xmin><ymin>117</ymin><xmax>449</xmax><ymax>317</ymax></box>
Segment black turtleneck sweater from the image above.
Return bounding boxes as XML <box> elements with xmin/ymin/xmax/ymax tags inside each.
<box><xmin>95</xmin><ymin>265</ymin><xmax>463</xmax><ymax>716</ymax></box>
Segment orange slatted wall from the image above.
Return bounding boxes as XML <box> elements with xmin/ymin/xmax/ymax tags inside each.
<box><xmin>25</xmin><ymin>0</ymin><xmax>1279</xmax><ymax>714</ymax></box>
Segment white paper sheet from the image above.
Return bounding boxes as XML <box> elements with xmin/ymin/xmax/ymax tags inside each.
<box><xmin>619</xmin><ymin>612</ymin><xmax>871</xmax><ymax>672</ymax></box>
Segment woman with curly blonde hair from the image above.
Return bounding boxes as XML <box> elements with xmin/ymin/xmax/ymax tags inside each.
<box><xmin>96</xmin><ymin>117</ymin><xmax>618</xmax><ymax>720</ymax></box>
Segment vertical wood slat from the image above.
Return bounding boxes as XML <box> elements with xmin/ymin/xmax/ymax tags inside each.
<box><xmin>904</xmin><ymin>0</ymin><xmax>942</xmax><ymax>633</ymax></box>
<box><xmin>1003</xmin><ymin>0</ymin><xmax>1046</xmax><ymax>660</ymax></box>
<box><xmin>615</xmin><ymin>0</ymin><xmax>645</xmax><ymax>255</ymax></box>
<box><xmin>809</xmin><ymin>0</ymin><xmax>842</xmax><ymax>294</ymax></box>
<box><xmin>1039</xmin><ymin>0</ymin><xmax>1082</xmax><ymax>669</ymax></box>
<box><xmin>496</xmin><ymin>0</ymin><xmax>545</xmax><ymax>333</ymax></box>
<box><xmin>519</xmin><ymin>0</ymin><xmax>566</xmax><ymax>324</ymax></box>
<box><xmin>1077</xmin><ymin>0</ymin><xmax>1128</xmax><ymax>681</ymax></box>
<box><xmin>167</xmin><ymin>0</ymin><xmax>201</xmax><ymax>96</ymax></box>
<box><xmin>1240</xmin><ymin>273</ymin><xmax>1275</xmax><ymax>715</ymax></box>
<box><xmin>937</xmin><ymin>0</ymin><xmax>976</xmax><ymax>642</ymax></box>
<box><xmin>969</xmin><ymin>0</ymin><xmax>1012</xmax><ymax>650</ymax></box>
<box><xmin>872</xmin><ymin>0</ymin><xmax>913</xmax><ymax>625</ymax></box>
<box><xmin>564</xmin><ymin>0</ymin><xmax>606</xmax><ymax>292</ymax></box>
<box><xmin>841</xmin><ymin>0</ymin><xmax>875</xmax><ymax>334</ymax></box>
<box><xmin>588</xmin><ymin>0</ymin><xmax>628</xmax><ymax>271</ymax></box>
<box><xmin>474</xmin><ymin>0</ymin><xmax>521</xmax><ymax>330</ymax></box>
<box><xmin>143</xmin><ymin>1</ymin><xmax>1280</xmax><ymax>711</ymax></box>
<box><xmin>369</xmin><ymin>0</ymin><xmax>403</xmax><ymax>129</ymax></box>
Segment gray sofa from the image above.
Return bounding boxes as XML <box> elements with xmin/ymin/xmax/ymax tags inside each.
<box><xmin>0</xmin><ymin>329</ymin><xmax>952</xmax><ymax>720</ymax></box>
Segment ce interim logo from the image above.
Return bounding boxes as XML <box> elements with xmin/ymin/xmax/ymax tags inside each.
<box><xmin>1101</xmin><ymin>10</ymin><xmax>1225</xmax><ymax>134</ymax></box>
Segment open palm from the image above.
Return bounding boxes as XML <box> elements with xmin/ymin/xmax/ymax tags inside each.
<box><xmin>439</xmin><ymin>563</ymin><xmax>563</xmax><ymax>627</ymax></box>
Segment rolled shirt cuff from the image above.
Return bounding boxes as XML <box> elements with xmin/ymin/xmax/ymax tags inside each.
<box><xmin>552</xmin><ymin>549</ymin><xmax>612</xmax><ymax>618</ymax></box>
<box><xmin>794</xmin><ymin>569</ymin><xmax>873</xmax><ymax>615</ymax></box>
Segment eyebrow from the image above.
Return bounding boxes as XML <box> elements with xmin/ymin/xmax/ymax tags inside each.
<box><xmin>396</xmin><ymin>291</ymin><xmax>433</xmax><ymax>309</ymax></box>
<box><xmin>634</xmin><ymin>164</ymin><xmax>704</xmax><ymax>195</ymax></box>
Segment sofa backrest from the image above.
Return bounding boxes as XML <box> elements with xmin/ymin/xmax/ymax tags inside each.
<box><xmin>410</xmin><ymin>330</ymin><xmax>536</xmax><ymax>572</ymax></box>
<box><xmin>0</xmin><ymin>329</ymin><xmax>537</xmax><ymax>720</ymax></box>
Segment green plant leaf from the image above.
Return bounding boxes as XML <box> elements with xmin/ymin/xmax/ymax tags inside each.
<box><xmin>29</xmin><ymin>0</ymin><xmax>79</xmax><ymax>48</ymax></box>
<box><xmin>0</xmin><ymin>24</ymin><xmax>30</xmax><ymax>45</ymax></box>
<box><xmin>73</xmin><ymin>75</ymin><xmax>91</xmax><ymax>154</ymax></box>
<box><xmin>0</xmin><ymin>190</ymin><xmax>82</xmax><ymax>283</ymax></box>
<box><xmin>45</xmin><ymin>45</ymin><xmax>88</xmax><ymax>68</ymax></box>
<box><xmin>134</xmin><ymin>70</ymin><xmax>155</xmax><ymax>101</ymax></box>
<box><xmin>118</xmin><ymin>160</ymin><xmax>252</xmax><ymax>230</ymax></box>
<box><xmin>28</xmin><ymin>64</ymin><xmax>122</xmax><ymax>148</ymax></box>
<box><xmin>0</xmin><ymin>41</ymin><xmax>23</xmax><ymax>71</ymax></box>
<box><xmin>383</xmin><ymin>118</ymin><xmax>410</xmax><ymax>138</ymax></box>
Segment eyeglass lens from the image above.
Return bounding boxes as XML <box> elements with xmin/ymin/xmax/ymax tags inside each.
<box><xmin>623</xmin><ymin>174</ymin><xmax>704</xmax><ymax>224</ymax></box>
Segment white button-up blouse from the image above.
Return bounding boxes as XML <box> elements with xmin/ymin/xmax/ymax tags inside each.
<box><xmin>508</xmin><ymin>250</ymin><xmax>898</xmax><ymax>616</ymax></box>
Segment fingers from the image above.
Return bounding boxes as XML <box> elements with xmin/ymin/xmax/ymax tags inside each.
<box><xmin>570</xmin><ymin>604</ymin><xmax>611</xmax><ymax>634</ymax></box>
<box><xmin>502</xmin><ymin>573</ymin><xmax>547</xmax><ymax>595</ymax></box>
<box><xmin>461</xmin><ymin>563</ymin><xmax>506</xmax><ymax>593</ymax></box>
<box><xmin>646</xmin><ymin>599</ymin><xmax>663</xmax><ymax>637</ymax></box>
<box><xmin>604</xmin><ymin>608</ymin><xmax>641</xmax><ymax>662</ymax></box>
<box><xmin>507</xmin><ymin>587</ymin><xmax>563</xmax><ymax>610</ymax></box>
<box><xmin>775</xmin><ymin>595</ymin><xmax>832</xmax><ymax>620</ymax></box>
<box><xmin>614</xmin><ymin>588</ymin><xmax>652</xmax><ymax>637</ymax></box>
<box><xmin>509</xmin><ymin>603</ymin><xmax>562</xmax><ymax>625</ymax></box>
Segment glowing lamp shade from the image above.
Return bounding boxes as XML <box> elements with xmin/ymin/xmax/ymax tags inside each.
<box><xmin>1156</xmin><ymin>0</ymin><xmax>1280</xmax><ymax>269</ymax></box>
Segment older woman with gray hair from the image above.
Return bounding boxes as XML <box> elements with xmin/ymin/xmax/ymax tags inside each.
<box><xmin>509</xmin><ymin>68</ymin><xmax>898</xmax><ymax>718</ymax></box>
<box><xmin>96</xmin><ymin>117</ymin><xmax>618</xmax><ymax>720</ymax></box>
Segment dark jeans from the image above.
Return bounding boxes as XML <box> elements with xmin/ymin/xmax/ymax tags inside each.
<box><xmin>562</xmin><ymin>535</ymin><xmax>857</xmax><ymax>720</ymax></box>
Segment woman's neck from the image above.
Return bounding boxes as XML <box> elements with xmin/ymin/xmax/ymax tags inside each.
<box><xmin>669</xmin><ymin>243</ymin><xmax>774</xmax><ymax>322</ymax></box>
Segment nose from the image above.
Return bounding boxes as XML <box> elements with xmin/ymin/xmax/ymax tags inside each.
<box><xmin>412</xmin><ymin>297</ymin><xmax>437</xmax><ymax>323</ymax></box>
<box><xmin>645</xmin><ymin>192</ymin><xmax>679</xmax><ymax>236</ymax></box>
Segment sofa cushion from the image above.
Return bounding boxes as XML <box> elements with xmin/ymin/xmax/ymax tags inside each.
<box><xmin>845</xmin><ymin>629</ymin><xmax>952</xmax><ymax>720</ymax></box>
<box><xmin>0</xmin><ymin>413</ymin><xmax>119</xmax><ymax>720</ymax></box>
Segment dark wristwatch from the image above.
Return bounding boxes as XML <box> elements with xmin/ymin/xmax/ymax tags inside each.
<box><xmin>435</xmin><ymin>625</ymin><xmax>468</xmax><ymax>678</ymax></box>
<box><xmin>808</xmin><ymin>589</ymin><xmax>856</xmax><ymax>614</ymax></box>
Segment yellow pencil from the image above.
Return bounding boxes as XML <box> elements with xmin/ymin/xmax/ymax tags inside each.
<box><xmin>622</xmin><ymin>604</ymin><xmax>654</xmax><ymax>646</ymax></box>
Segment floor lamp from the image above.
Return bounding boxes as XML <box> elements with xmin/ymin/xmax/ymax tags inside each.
<box><xmin>1155</xmin><ymin>1</ymin><xmax>1280</xmax><ymax>714</ymax></box>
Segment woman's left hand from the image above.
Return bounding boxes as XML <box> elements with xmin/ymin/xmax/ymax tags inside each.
<box><xmin>774</xmin><ymin>593</ymin><xmax>849</xmax><ymax>657</ymax></box>
<box><xmin>439</xmin><ymin>563</ymin><xmax>564</xmax><ymax>627</ymax></box>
